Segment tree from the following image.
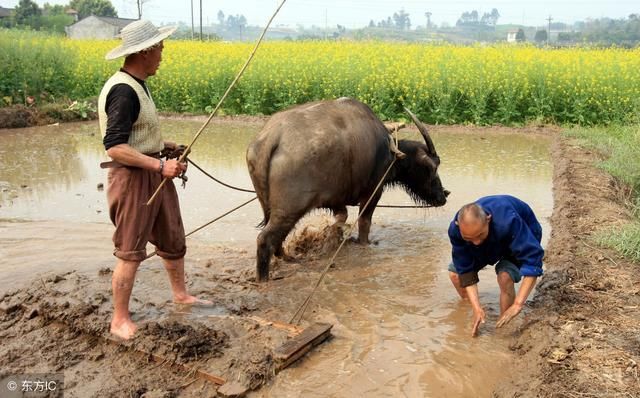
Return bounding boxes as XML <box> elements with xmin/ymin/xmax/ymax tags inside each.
<box><xmin>225</xmin><ymin>14</ymin><xmax>247</xmax><ymax>39</ymax></box>
<box><xmin>480</xmin><ymin>8</ymin><xmax>500</xmax><ymax>26</ymax></box>
<box><xmin>332</xmin><ymin>24</ymin><xmax>346</xmax><ymax>39</ymax></box>
<box><xmin>425</xmin><ymin>12</ymin><xmax>432</xmax><ymax>29</ymax></box>
<box><xmin>392</xmin><ymin>9</ymin><xmax>411</xmax><ymax>30</ymax></box>
<box><xmin>516</xmin><ymin>28</ymin><xmax>526</xmax><ymax>42</ymax></box>
<box><xmin>534</xmin><ymin>29</ymin><xmax>547</xmax><ymax>43</ymax></box>
<box><xmin>217</xmin><ymin>10</ymin><xmax>224</xmax><ymax>25</ymax></box>
<box><xmin>40</xmin><ymin>13</ymin><xmax>74</xmax><ymax>32</ymax></box>
<box><xmin>69</xmin><ymin>0</ymin><xmax>117</xmax><ymax>19</ymax></box>
<box><xmin>490</xmin><ymin>8</ymin><xmax>500</xmax><ymax>25</ymax></box>
<box><xmin>457</xmin><ymin>10</ymin><xmax>479</xmax><ymax>27</ymax></box>
<box><xmin>43</xmin><ymin>3</ymin><xmax>65</xmax><ymax>16</ymax></box>
<box><xmin>14</xmin><ymin>0</ymin><xmax>41</xmax><ymax>25</ymax></box>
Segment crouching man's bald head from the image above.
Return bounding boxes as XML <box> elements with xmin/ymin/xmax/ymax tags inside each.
<box><xmin>456</xmin><ymin>203</ymin><xmax>492</xmax><ymax>246</ymax></box>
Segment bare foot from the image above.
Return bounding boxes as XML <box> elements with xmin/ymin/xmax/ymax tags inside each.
<box><xmin>174</xmin><ymin>294</ymin><xmax>213</xmax><ymax>305</ymax></box>
<box><xmin>110</xmin><ymin>318</ymin><xmax>137</xmax><ymax>340</ymax></box>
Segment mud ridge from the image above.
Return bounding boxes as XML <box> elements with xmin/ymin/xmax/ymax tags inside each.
<box><xmin>494</xmin><ymin>135</ymin><xmax>640</xmax><ymax>397</ymax></box>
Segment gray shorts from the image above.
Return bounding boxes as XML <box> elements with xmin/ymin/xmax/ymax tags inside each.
<box><xmin>448</xmin><ymin>259</ymin><xmax>522</xmax><ymax>283</ymax></box>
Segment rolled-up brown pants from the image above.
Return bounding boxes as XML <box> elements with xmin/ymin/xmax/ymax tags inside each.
<box><xmin>107</xmin><ymin>166</ymin><xmax>186</xmax><ymax>262</ymax></box>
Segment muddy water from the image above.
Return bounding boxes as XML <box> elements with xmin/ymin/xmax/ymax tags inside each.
<box><xmin>0</xmin><ymin>120</ymin><xmax>552</xmax><ymax>397</ymax></box>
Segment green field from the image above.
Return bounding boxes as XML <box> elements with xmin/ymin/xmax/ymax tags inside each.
<box><xmin>1</xmin><ymin>29</ymin><xmax>639</xmax><ymax>125</ymax></box>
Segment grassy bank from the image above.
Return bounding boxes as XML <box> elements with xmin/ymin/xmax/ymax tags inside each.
<box><xmin>2</xmin><ymin>29</ymin><xmax>640</xmax><ymax>125</ymax></box>
<box><xmin>566</xmin><ymin>125</ymin><xmax>640</xmax><ymax>261</ymax></box>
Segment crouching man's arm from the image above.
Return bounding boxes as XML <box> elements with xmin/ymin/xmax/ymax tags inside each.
<box><xmin>496</xmin><ymin>276</ymin><xmax>537</xmax><ymax>327</ymax></box>
<box><xmin>497</xmin><ymin>216</ymin><xmax>544</xmax><ymax>328</ymax></box>
<box><xmin>464</xmin><ymin>282</ymin><xmax>485</xmax><ymax>337</ymax></box>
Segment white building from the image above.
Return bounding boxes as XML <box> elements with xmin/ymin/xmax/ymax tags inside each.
<box><xmin>65</xmin><ymin>16</ymin><xmax>137</xmax><ymax>39</ymax></box>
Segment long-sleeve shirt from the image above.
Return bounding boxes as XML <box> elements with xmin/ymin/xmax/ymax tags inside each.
<box><xmin>448</xmin><ymin>195</ymin><xmax>544</xmax><ymax>287</ymax></box>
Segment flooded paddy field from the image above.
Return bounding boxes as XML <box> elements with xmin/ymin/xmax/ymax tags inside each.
<box><xmin>0</xmin><ymin>118</ymin><xmax>557</xmax><ymax>397</ymax></box>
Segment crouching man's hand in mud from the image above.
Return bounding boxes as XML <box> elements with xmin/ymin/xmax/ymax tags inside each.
<box><xmin>471</xmin><ymin>306</ymin><xmax>486</xmax><ymax>337</ymax></box>
<box><xmin>496</xmin><ymin>302</ymin><xmax>523</xmax><ymax>328</ymax></box>
<box><xmin>464</xmin><ymin>283</ymin><xmax>485</xmax><ymax>337</ymax></box>
<box><xmin>496</xmin><ymin>276</ymin><xmax>538</xmax><ymax>329</ymax></box>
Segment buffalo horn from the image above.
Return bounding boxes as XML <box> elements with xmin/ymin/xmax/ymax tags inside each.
<box><xmin>404</xmin><ymin>107</ymin><xmax>437</xmax><ymax>157</ymax></box>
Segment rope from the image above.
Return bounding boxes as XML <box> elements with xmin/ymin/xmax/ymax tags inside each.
<box><xmin>187</xmin><ymin>158</ymin><xmax>256</xmax><ymax>193</ymax></box>
<box><xmin>289</xmin><ymin>157</ymin><xmax>398</xmax><ymax>325</ymax></box>
<box><xmin>187</xmin><ymin>157</ymin><xmax>436</xmax><ymax>208</ymax></box>
<box><xmin>144</xmin><ymin>196</ymin><xmax>258</xmax><ymax>260</ymax></box>
<box><xmin>377</xmin><ymin>204</ymin><xmax>436</xmax><ymax>208</ymax></box>
<box><xmin>145</xmin><ymin>0</ymin><xmax>289</xmax><ymax>206</ymax></box>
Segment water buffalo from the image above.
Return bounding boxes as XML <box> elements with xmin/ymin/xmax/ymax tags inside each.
<box><xmin>246</xmin><ymin>98</ymin><xmax>449</xmax><ymax>281</ymax></box>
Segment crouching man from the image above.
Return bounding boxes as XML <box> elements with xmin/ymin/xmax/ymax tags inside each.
<box><xmin>448</xmin><ymin>195</ymin><xmax>544</xmax><ymax>337</ymax></box>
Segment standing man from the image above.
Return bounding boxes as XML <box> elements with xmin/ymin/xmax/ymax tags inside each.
<box><xmin>447</xmin><ymin>195</ymin><xmax>544</xmax><ymax>337</ymax></box>
<box><xmin>98</xmin><ymin>20</ymin><xmax>209</xmax><ymax>340</ymax></box>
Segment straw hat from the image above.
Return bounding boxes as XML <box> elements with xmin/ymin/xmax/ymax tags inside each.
<box><xmin>105</xmin><ymin>20</ymin><xmax>177</xmax><ymax>60</ymax></box>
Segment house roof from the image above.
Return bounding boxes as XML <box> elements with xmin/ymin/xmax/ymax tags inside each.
<box><xmin>95</xmin><ymin>16</ymin><xmax>138</xmax><ymax>29</ymax></box>
<box><xmin>67</xmin><ymin>15</ymin><xmax>137</xmax><ymax>28</ymax></box>
<box><xmin>0</xmin><ymin>7</ymin><xmax>13</xmax><ymax>18</ymax></box>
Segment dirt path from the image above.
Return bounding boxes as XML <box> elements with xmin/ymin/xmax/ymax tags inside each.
<box><xmin>495</xmin><ymin>135</ymin><xmax>640</xmax><ymax>397</ymax></box>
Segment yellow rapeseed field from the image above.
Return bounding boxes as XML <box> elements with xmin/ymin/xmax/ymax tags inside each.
<box><xmin>2</xmin><ymin>30</ymin><xmax>639</xmax><ymax>125</ymax></box>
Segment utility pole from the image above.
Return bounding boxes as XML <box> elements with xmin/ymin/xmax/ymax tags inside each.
<box><xmin>199</xmin><ymin>0</ymin><xmax>203</xmax><ymax>41</ymax></box>
<box><xmin>190</xmin><ymin>0</ymin><xmax>194</xmax><ymax>39</ymax></box>
<box><xmin>425</xmin><ymin>11</ymin><xmax>432</xmax><ymax>39</ymax></box>
<box><xmin>546</xmin><ymin>15</ymin><xmax>553</xmax><ymax>45</ymax></box>
<box><xmin>325</xmin><ymin>9</ymin><xmax>328</xmax><ymax>40</ymax></box>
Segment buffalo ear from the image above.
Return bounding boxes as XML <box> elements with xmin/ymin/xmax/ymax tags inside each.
<box><xmin>417</xmin><ymin>150</ymin><xmax>438</xmax><ymax>170</ymax></box>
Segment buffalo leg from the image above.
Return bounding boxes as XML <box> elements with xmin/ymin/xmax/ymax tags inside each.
<box><xmin>274</xmin><ymin>242</ymin><xmax>295</xmax><ymax>262</ymax></box>
<box><xmin>356</xmin><ymin>216</ymin><xmax>372</xmax><ymax>244</ymax></box>
<box><xmin>256</xmin><ymin>214</ymin><xmax>301</xmax><ymax>282</ymax></box>
<box><xmin>332</xmin><ymin>206</ymin><xmax>348</xmax><ymax>227</ymax></box>
<box><xmin>256</xmin><ymin>227</ymin><xmax>274</xmax><ymax>282</ymax></box>
<box><xmin>357</xmin><ymin>193</ymin><xmax>382</xmax><ymax>244</ymax></box>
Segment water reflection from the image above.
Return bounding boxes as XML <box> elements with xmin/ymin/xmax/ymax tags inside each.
<box><xmin>0</xmin><ymin>120</ymin><xmax>552</xmax><ymax>240</ymax></box>
<box><xmin>0</xmin><ymin>124</ymin><xmax>88</xmax><ymax>203</ymax></box>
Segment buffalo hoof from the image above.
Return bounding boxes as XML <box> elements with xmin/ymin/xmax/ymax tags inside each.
<box><xmin>349</xmin><ymin>236</ymin><xmax>370</xmax><ymax>245</ymax></box>
<box><xmin>276</xmin><ymin>253</ymin><xmax>297</xmax><ymax>262</ymax></box>
<box><xmin>256</xmin><ymin>267</ymin><xmax>270</xmax><ymax>282</ymax></box>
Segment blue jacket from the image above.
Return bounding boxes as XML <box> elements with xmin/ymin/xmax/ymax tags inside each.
<box><xmin>448</xmin><ymin>195</ymin><xmax>544</xmax><ymax>281</ymax></box>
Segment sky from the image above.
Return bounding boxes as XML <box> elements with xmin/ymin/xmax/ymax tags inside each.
<box><xmin>1</xmin><ymin>0</ymin><xmax>637</xmax><ymax>29</ymax></box>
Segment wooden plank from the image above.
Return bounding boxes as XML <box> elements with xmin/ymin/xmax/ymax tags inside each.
<box><xmin>202</xmin><ymin>314</ymin><xmax>304</xmax><ymax>336</ymax></box>
<box><xmin>273</xmin><ymin>323</ymin><xmax>332</xmax><ymax>370</ymax></box>
<box><xmin>246</xmin><ymin>315</ymin><xmax>304</xmax><ymax>336</ymax></box>
<box><xmin>103</xmin><ymin>334</ymin><xmax>227</xmax><ymax>385</ymax></box>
